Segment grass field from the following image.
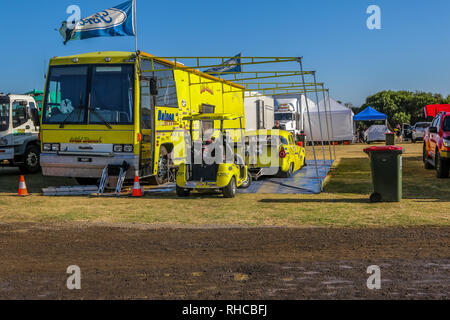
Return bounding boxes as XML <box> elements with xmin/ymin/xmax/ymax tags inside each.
<box><xmin>0</xmin><ymin>142</ymin><xmax>449</xmax><ymax>227</ymax></box>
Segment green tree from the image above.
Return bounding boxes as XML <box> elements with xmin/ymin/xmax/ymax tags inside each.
<box><xmin>361</xmin><ymin>90</ymin><xmax>447</xmax><ymax>125</ymax></box>
<box><xmin>392</xmin><ymin>112</ymin><xmax>411</xmax><ymax>125</ymax></box>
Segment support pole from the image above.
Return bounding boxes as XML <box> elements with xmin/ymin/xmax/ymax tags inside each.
<box><xmin>312</xmin><ymin>72</ymin><xmax>326</xmax><ymax>164</ymax></box>
<box><xmin>297</xmin><ymin>58</ymin><xmax>322</xmax><ymax>193</ymax></box>
<box><xmin>327</xmin><ymin>89</ymin><xmax>337</xmax><ymax>160</ymax></box>
<box><xmin>321</xmin><ymin>84</ymin><xmax>333</xmax><ymax>162</ymax></box>
<box><xmin>133</xmin><ymin>0</ymin><xmax>138</xmax><ymax>52</ymax></box>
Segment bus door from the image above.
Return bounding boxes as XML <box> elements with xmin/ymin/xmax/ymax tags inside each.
<box><xmin>139</xmin><ymin>77</ymin><xmax>155</xmax><ymax>176</ymax></box>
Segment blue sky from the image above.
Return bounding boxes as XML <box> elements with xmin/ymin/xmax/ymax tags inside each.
<box><xmin>1</xmin><ymin>0</ymin><xmax>450</xmax><ymax>107</ymax></box>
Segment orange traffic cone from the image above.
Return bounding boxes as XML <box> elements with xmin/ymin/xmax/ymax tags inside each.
<box><xmin>18</xmin><ymin>175</ymin><xmax>29</xmax><ymax>196</ymax></box>
<box><xmin>131</xmin><ymin>175</ymin><xmax>143</xmax><ymax>197</ymax></box>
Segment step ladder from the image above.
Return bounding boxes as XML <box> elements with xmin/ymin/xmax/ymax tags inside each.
<box><xmin>98</xmin><ymin>161</ymin><xmax>130</xmax><ymax>196</ymax></box>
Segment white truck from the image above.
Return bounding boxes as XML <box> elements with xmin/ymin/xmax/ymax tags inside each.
<box><xmin>273</xmin><ymin>94</ymin><xmax>314</xmax><ymax>138</ymax></box>
<box><xmin>0</xmin><ymin>94</ymin><xmax>41</xmax><ymax>173</ymax></box>
<box><xmin>244</xmin><ymin>92</ymin><xmax>274</xmax><ymax>130</ymax></box>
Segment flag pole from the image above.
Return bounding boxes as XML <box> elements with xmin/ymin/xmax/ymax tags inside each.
<box><xmin>133</xmin><ymin>0</ymin><xmax>138</xmax><ymax>52</ymax></box>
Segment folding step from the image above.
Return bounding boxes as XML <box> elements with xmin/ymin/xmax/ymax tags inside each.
<box><xmin>97</xmin><ymin>161</ymin><xmax>131</xmax><ymax>196</ymax></box>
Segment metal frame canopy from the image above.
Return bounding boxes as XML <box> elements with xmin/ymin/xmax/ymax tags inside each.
<box><xmin>138</xmin><ymin>54</ymin><xmax>337</xmax><ymax>193</ymax></box>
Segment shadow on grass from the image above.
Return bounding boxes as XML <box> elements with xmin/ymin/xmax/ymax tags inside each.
<box><xmin>0</xmin><ymin>168</ymin><xmax>78</xmax><ymax>194</ymax></box>
<box><xmin>259</xmin><ymin>198</ymin><xmax>370</xmax><ymax>204</ymax></box>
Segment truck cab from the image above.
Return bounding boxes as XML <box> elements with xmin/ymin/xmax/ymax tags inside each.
<box><xmin>0</xmin><ymin>94</ymin><xmax>41</xmax><ymax>173</ymax></box>
<box><xmin>274</xmin><ymin>102</ymin><xmax>300</xmax><ymax>135</ymax></box>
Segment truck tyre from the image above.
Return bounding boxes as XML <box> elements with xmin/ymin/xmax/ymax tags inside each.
<box><xmin>239</xmin><ymin>172</ymin><xmax>252</xmax><ymax>189</ymax></box>
<box><xmin>279</xmin><ymin>163</ymin><xmax>294</xmax><ymax>178</ymax></box>
<box><xmin>412</xmin><ymin>138</ymin><xmax>416</xmax><ymax>143</ymax></box>
<box><xmin>76</xmin><ymin>178</ymin><xmax>99</xmax><ymax>185</ymax></box>
<box><xmin>423</xmin><ymin>144</ymin><xmax>434</xmax><ymax>169</ymax></box>
<box><xmin>19</xmin><ymin>145</ymin><xmax>40</xmax><ymax>174</ymax></box>
<box><xmin>223</xmin><ymin>177</ymin><xmax>237</xmax><ymax>198</ymax></box>
<box><xmin>176</xmin><ymin>186</ymin><xmax>191</xmax><ymax>197</ymax></box>
<box><xmin>436</xmin><ymin>152</ymin><xmax>450</xmax><ymax>178</ymax></box>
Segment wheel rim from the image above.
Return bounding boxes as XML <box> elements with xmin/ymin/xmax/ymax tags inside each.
<box><xmin>157</xmin><ymin>156</ymin><xmax>169</xmax><ymax>182</ymax></box>
<box><xmin>232</xmin><ymin>179</ymin><xmax>236</xmax><ymax>194</ymax></box>
<box><xmin>26</xmin><ymin>152</ymin><xmax>38</xmax><ymax>168</ymax></box>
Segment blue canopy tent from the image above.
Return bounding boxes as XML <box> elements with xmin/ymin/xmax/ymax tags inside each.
<box><xmin>353</xmin><ymin>107</ymin><xmax>389</xmax><ymax>143</ymax></box>
<box><xmin>354</xmin><ymin>107</ymin><xmax>387</xmax><ymax>122</ymax></box>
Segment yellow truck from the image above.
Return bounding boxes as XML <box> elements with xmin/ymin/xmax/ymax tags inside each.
<box><xmin>40</xmin><ymin>51</ymin><xmax>245</xmax><ymax>186</ymax></box>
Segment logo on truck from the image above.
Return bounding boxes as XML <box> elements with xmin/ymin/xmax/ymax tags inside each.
<box><xmin>200</xmin><ymin>85</ymin><xmax>214</xmax><ymax>95</ymax></box>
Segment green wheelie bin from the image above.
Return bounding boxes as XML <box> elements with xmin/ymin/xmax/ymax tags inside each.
<box><xmin>363</xmin><ymin>146</ymin><xmax>404</xmax><ymax>202</ymax></box>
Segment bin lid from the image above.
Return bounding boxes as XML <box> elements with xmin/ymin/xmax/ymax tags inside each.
<box><xmin>363</xmin><ymin>146</ymin><xmax>404</xmax><ymax>153</ymax></box>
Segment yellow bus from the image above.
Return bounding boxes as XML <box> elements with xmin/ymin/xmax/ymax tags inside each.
<box><xmin>40</xmin><ymin>51</ymin><xmax>245</xmax><ymax>185</ymax></box>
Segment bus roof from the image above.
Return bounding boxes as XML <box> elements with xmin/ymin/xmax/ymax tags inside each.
<box><xmin>49</xmin><ymin>51</ymin><xmax>245</xmax><ymax>90</ymax></box>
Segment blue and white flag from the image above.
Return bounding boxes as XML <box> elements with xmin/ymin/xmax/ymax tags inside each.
<box><xmin>60</xmin><ymin>1</ymin><xmax>135</xmax><ymax>45</ymax></box>
<box><xmin>204</xmin><ymin>54</ymin><xmax>242</xmax><ymax>76</ymax></box>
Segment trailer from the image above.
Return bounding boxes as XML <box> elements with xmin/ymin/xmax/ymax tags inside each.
<box><xmin>244</xmin><ymin>91</ymin><xmax>274</xmax><ymax>130</ymax></box>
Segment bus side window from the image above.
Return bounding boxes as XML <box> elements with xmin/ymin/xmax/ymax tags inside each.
<box><xmin>140</xmin><ymin>79</ymin><xmax>152</xmax><ymax>129</ymax></box>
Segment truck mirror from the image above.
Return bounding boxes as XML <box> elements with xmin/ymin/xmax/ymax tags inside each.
<box><xmin>150</xmin><ymin>77</ymin><xmax>158</xmax><ymax>96</ymax></box>
<box><xmin>30</xmin><ymin>108</ymin><xmax>40</xmax><ymax>127</ymax></box>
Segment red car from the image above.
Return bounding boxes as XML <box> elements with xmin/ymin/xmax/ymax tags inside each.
<box><xmin>423</xmin><ymin>111</ymin><xmax>450</xmax><ymax>178</ymax></box>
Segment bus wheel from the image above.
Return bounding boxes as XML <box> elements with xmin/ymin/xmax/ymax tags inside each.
<box><xmin>150</xmin><ymin>146</ymin><xmax>171</xmax><ymax>185</ymax></box>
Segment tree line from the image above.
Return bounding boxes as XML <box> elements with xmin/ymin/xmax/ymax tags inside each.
<box><xmin>352</xmin><ymin>90</ymin><xmax>449</xmax><ymax>125</ymax></box>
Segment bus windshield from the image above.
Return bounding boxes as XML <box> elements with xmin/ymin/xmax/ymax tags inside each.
<box><xmin>275</xmin><ymin>113</ymin><xmax>294</xmax><ymax>121</ymax></box>
<box><xmin>43</xmin><ymin>64</ymin><xmax>134</xmax><ymax>125</ymax></box>
<box><xmin>0</xmin><ymin>99</ymin><xmax>9</xmax><ymax>131</ymax></box>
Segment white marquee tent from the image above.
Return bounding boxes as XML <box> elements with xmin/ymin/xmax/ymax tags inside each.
<box><xmin>304</xmin><ymin>97</ymin><xmax>354</xmax><ymax>142</ymax></box>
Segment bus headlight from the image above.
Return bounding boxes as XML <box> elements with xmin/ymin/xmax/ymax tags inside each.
<box><xmin>43</xmin><ymin>144</ymin><xmax>52</xmax><ymax>151</ymax></box>
<box><xmin>113</xmin><ymin>144</ymin><xmax>123</xmax><ymax>152</ymax></box>
<box><xmin>114</xmin><ymin>144</ymin><xmax>133</xmax><ymax>153</ymax></box>
<box><xmin>123</xmin><ymin>144</ymin><xmax>133</xmax><ymax>153</ymax></box>
<box><xmin>51</xmin><ymin>144</ymin><xmax>60</xmax><ymax>152</ymax></box>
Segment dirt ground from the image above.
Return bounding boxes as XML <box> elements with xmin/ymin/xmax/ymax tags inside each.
<box><xmin>0</xmin><ymin>223</ymin><xmax>448</xmax><ymax>300</ymax></box>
